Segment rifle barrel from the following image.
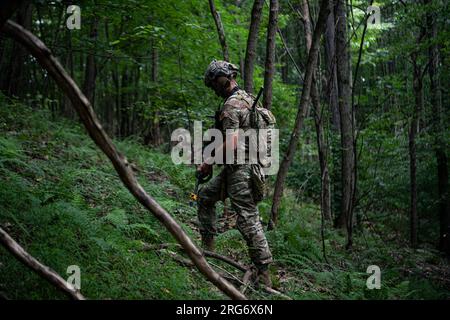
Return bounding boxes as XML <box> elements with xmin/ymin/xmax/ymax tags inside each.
<box><xmin>252</xmin><ymin>87</ymin><xmax>264</xmax><ymax>111</ymax></box>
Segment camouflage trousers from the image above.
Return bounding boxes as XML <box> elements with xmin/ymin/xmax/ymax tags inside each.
<box><xmin>197</xmin><ymin>164</ymin><xmax>273</xmax><ymax>268</ymax></box>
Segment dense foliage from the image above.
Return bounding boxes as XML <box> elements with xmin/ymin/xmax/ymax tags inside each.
<box><xmin>0</xmin><ymin>96</ymin><xmax>448</xmax><ymax>299</ymax></box>
<box><xmin>0</xmin><ymin>0</ymin><xmax>448</xmax><ymax>299</ymax></box>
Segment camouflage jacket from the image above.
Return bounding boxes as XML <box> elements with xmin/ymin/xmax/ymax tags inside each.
<box><xmin>219</xmin><ymin>88</ymin><xmax>255</xmax><ymax>132</ymax></box>
<box><xmin>218</xmin><ymin>88</ymin><xmax>257</xmax><ymax>163</ymax></box>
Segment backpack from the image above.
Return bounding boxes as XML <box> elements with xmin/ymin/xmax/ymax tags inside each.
<box><xmin>248</xmin><ymin>94</ymin><xmax>277</xmax><ymax>202</ymax></box>
<box><xmin>249</xmin><ymin>99</ymin><xmax>277</xmax><ymax>169</ymax></box>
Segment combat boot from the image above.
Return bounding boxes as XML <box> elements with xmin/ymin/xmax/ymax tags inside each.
<box><xmin>201</xmin><ymin>235</ymin><xmax>215</xmax><ymax>252</ymax></box>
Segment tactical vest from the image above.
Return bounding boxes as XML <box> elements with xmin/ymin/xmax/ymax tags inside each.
<box><xmin>222</xmin><ymin>89</ymin><xmax>276</xmax><ymax>168</ymax></box>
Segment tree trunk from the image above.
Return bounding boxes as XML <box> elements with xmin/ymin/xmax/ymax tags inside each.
<box><xmin>152</xmin><ymin>43</ymin><xmax>158</xmax><ymax>82</ymax></box>
<box><xmin>120</xmin><ymin>68</ymin><xmax>130</xmax><ymax>138</ymax></box>
<box><xmin>428</xmin><ymin>28</ymin><xmax>450</xmax><ymax>256</ymax></box>
<box><xmin>263</xmin><ymin>0</ymin><xmax>279</xmax><ymax>110</ymax></box>
<box><xmin>103</xmin><ymin>20</ymin><xmax>114</xmax><ymax>133</ymax></box>
<box><xmin>301</xmin><ymin>0</ymin><xmax>332</xmax><ymax>222</ymax></box>
<box><xmin>234</xmin><ymin>0</ymin><xmax>245</xmax><ymax>88</ymax></box>
<box><xmin>82</xmin><ymin>15</ymin><xmax>98</xmax><ymax>108</ymax></box>
<box><xmin>3</xmin><ymin>2</ymin><xmax>32</xmax><ymax>97</ymax></box>
<box><xmin>427</xmin><ymin>8</ymin><xmax>450</xmax><ymax>256</ymax></box>
<box><xmin>334</xmin><ymin>0</ymin><xmax>356</xmax><ymax>249</ymax></box>
<box><xmin>324</xmin><ymin>1</ymin><xmax>340</xmax><ymax>131</ymax></box>
<box><xmin>409</xmin><ymin>53</ymin><xmax>423</xmax><ymax>249</ymax></box>
<box><xmin>314</xmin><ymin>99</ymin><xmax>332</xmax><ymax>222</ymax></box>
<box><xmin>208</xmin><ymin>0</ymin><xmax>229</xmax><ymax>62</ymax></box>
<box><xmin>151</xmin><ymin>43</ymin><xmax>162</xmax><ymax>146</ymax></box>
<box><xmin>0</xmin><ymin>0</ymin><xmax>25</xmax><ymax>89</ymax></box>
<box><xmin>270</xmin><ymin>0</ymin><xmax>331</xmax><ymax>229</ymax></box>
<box><xmin>63</xmin><ymin>27</ymin><xmax>75</xmax><ymax>119</ymax></box>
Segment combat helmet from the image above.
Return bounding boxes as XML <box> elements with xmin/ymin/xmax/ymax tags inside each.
<box><xmin>204</xmin><ymin>59</ymin><xmax>239</xmax><ymax>88</ymax></box>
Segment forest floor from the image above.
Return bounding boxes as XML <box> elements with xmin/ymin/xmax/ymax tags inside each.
<box><xmin>0</xmin><ymin>95</ymin><xmax>449</xmax><ymax>300</ymax></box>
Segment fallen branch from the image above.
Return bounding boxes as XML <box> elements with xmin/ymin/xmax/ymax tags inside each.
<box><xmin>158</xmin><ymin>249</ymin><xmax>240</xmax><ymax>286</ymax></box>
<box><xmin>203</xmin><ymin>249</ymin><xmax>247</xmax><ymax>272</ymax></box>
<box><xmin>0</xmin><ymin>226</ymin><xmax>85</xmax><ymax>300</ymax></box>
<box><xmin>160</xmin><ymin>249</ymin><xmax>195</xmax><ymax>267</ymax></box>
<box><xmin>262</xmin><ymin>286</ymin><xmax>292</xmax><ymax>300</ymax></box>
<box><xmin>143</xmin><ymin>242</ymin><xmax>248</xmax><ymax>272</ymax></box>
<box><xmin>1</xmin><ymin>20</ymin><xmax>246</xmax><ymax>300</ymax></box>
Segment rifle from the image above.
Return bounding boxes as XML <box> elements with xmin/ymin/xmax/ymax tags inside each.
<box><xmin>250</xmin><ymin>87</ymin><xmax>264</xmax><ymax>129</ymax></box>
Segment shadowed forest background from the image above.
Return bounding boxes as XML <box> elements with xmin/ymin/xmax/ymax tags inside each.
<box><xmin>0</xmin><ymin>0</ymin><xmax>449</xmax><ymax>299</ymax></box>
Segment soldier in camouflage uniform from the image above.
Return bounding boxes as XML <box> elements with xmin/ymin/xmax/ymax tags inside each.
<box><xmin>197</xmin><ymin>59</ymin><xmax>272</xmax><ymax>286</ymax></box>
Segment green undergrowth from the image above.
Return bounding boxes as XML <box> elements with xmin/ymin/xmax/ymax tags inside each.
<box><xmin>0</xmin><ymin>95</ymin><xmax>448</xmax><ymax>299</ymax></box>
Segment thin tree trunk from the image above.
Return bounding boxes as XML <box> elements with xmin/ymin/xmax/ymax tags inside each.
<box><xmin>263</xmin><ymin>0</ymin><xmax>279</xmax><ymax>110</ymax></box>
<box><xmin>63</xmin><ymin>26</ymin><xmax>75</xmax><ymax>119</ymax></box>
<box><xmin>324</xmin><ymin>1</ymin><xmax>339</xmax><ymax>131</ymax></box>
<box><xmin>280</xmin><ymin>22</ymin><xmax>290</xmax><ymax>84</ymax></box>
<box><xmin>130</xmin><ymin>67</ymin><xmax>140</xmax><ymax>135</ymax></box>
<box><xmin>111</xmin><ymin>63</ymin><xmax>120</xmax><ymax>136</ymax></box>
<box><xmin>270</xmin><ymin>0</ymin><xmax>331</xmax><ymax>229</ymax></box>
<box><xmin>314</xmin><ymin>103</ymin><xmax>332</xmax><ymax>222</ymax></box>
<box><xmin>82</xmin><ymin>15</ymin><xmax>98</xmax><ymax>107</ymax></box>
<box><xmin>120</xmin><ymin>68</ymin><xmax>130</xmax><ymax>137</ymax></box>
<box><xmin>409</xmin><ymin>52</ymin><xmax>423</xmax><ymax>249</ymax></box>
<box><xmin>151</xmin><ymin>43</ymin><xmax>162</xmax><ymax>146</ymax></box>
<box><xmin>2</xmin><ymin>20</ymin><xmax>246</xmax><ymax>300</ymax></box>
<box><xmin>208</xmin><ymin>0</ymin><xmax>229</xmax><ymax>61</ymax></box>
<box><xmin>104</xmin><ymin>20</ymin><xmax>114</xmax><ymax>133</ymax></box>
<box><xmin>103</xmin><ymin>71</ymin><xmax>114</xmax><ymax>134</ymax></box>
<box><xmin>244</xmin><ymin>0</ymin><xmax>264</xmax><ymax>93</ymax></box>
<box><xmin>4</xmin><ymin>2</ymin><xmax>32</xmax><ymax>97</ymax></box>
<box><xmin>334</xmin><ymin>0</ymin><xmax>356</xmax><ymax>251</ymax></box>
<box><xmin>300</xmin><ymin>0</ymin><xmax>332</xmax><ymax>222</ymax></box>
<box><xmin>152</xmin><ymin>42</ymin><xmax>158</xmax><ymax>82</ymax></box>
<box><xmin>427</xmin><ymin>7</ymin><xmax>450</xmax><ymax>256</ymax></box>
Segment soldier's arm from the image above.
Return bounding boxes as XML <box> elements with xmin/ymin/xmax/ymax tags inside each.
<box><xmin>198</xmin><ymin>103</ymin><xmax>239</xmax><ymax>172</ymax></box>
<box><xmin>214</xmin><ymin>103</ymin><xmax>240</xmax><ymax>153</ymax></box>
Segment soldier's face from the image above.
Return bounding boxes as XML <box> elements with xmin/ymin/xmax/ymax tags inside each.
<box><xmin>211</xmin><ymin>77</ymin><xmax>230</xmax><ymax>98</ymax></box>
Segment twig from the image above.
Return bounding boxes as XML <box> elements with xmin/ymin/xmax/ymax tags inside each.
<box><xmin>203</xmin><ymin>249</ymin><xmax>248</xmax><ymax>272</ymax></box>
<box><xmin>262</xmin><ymin>286</ymin><xmax>293</xmax><ymax>300</ymax></box>
<box><xmin>160</xmin><ymin>249</ymin><xmax>195</xmax><ymax>267</ymax></box>
<box><xmin>144</xmin><ymin>242</ymin><xmax>248</xmax><ymax>272</ymax></box>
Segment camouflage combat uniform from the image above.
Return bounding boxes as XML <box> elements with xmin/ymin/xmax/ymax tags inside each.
<box><xmin>197</xmin><ymin>88</ymin><xmax>273</xmax><ymax>269</ymax></box>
